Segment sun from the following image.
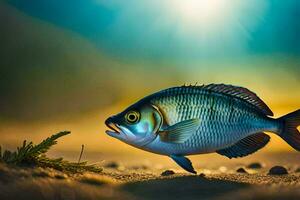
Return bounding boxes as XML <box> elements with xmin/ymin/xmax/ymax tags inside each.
<box><xmin>165</xmin><ymin>0</ymin><xmax>239</xmax><ymax>45</ymax></box>
<box><xmin>172</xmin><ymin>0</ymin><xmax>229</xmax><ymax>25</ymax></box>
<box><xmin>160</xmin><ymin>0</ymin><xmax>268</xmax><ymax>50</ymax></box>
<box><xmin>98</xmin><ymin>0</ymin><xmax>268</xmax><ymax>55</ymax></box>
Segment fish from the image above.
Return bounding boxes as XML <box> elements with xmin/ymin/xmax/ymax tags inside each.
<box><xmin>105</xmin><ymin>84</ymin><xmax>300</xmax><ymax>174</ymax></box>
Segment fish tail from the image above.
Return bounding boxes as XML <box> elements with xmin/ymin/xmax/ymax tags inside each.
<box><xmin>277</xmin><ymin>109</ymin><xmax>300</xmax><ymax>151</ymax></box>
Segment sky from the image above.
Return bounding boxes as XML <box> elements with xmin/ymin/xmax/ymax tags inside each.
<box><xmin>0</xmin><ymin>0</ymin><xmax>299</xmax><ymax>154</ymax></box>
<box><xmin>5</xmin><ymin>0</ymin><xmax>300</xmax><ymax>59</ymax></box>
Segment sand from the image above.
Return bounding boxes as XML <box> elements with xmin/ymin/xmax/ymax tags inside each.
<box><xmin>1</xmin><ymin>152</ymin><xmax>300</xmax><ymax>200</ymax></box>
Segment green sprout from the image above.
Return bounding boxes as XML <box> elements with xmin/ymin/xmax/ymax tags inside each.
<box><xmin>0</xmin><ymin>131</ymin><xmax>102</xmax><ymax>174</ymax></box>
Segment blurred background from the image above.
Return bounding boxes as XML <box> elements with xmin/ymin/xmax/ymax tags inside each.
<box><xmin>0</xmin><ymin>0</ymin><xmax>299</xmax><ymax>163</ymax></box>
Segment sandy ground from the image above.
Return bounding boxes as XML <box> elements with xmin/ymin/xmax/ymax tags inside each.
<box><xmin>1</xmin><ymin>152</ymin><xmax>300</xmax><ymax>200</ymax></box>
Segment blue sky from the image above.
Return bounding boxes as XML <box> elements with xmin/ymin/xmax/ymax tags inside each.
<box><xmin>7</xmin><ymin>0</ymin><xmax>300</xmax><ymax>60</ymax></box>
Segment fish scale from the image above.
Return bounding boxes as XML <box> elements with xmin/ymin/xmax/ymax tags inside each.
<box><xmin>147</xmin><ymin>86</ymin><xmax>275</xmax><ymax>155</ymax></box>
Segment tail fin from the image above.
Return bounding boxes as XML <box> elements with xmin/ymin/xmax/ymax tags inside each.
<box><xmin>277</xmin><ymin>109</ymin><xmax>300</xmax><ymax>151</ymax></box>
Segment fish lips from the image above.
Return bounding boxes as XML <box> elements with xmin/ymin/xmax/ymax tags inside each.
<box><xmin>105</xmin><ymin>117</ymin><xmax>122</xmax><ymax>135</ymax></box>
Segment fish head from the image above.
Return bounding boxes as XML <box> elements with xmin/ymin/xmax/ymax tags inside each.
<box><xmin>105</xmin><ymin>103</ymin><xmax>163</xmax><ymax>146</ymax></box>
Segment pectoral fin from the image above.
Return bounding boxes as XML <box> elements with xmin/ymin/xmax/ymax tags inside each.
<box><xmin>170</xmin><ymin>155</ymin><xmax>197</xmax><ymax>174</ymax></box>
<box><xmin>159</xmin><ymin>118</ymin><xmax>200</xmax><ymax>143</ymax></box>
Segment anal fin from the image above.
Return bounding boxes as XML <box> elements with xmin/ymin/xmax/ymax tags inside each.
<box><xmin>216</xmin><ymin>132</ymin><xmax>270</xmax><ymax>159</ymax></box>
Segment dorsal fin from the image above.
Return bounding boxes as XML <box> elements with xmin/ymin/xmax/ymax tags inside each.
<box><xmin>199</xmin><ymin>84</ymin><xmax>273</xmax><ymax>116</ymax></box>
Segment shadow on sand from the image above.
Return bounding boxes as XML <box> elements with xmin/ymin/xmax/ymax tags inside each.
<box><xmin>121</xmin><ymin>175</ymin><xmax>250</xmax><ymax>200</ymax></box>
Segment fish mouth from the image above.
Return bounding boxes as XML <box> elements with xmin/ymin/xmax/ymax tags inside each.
<box><xmin>105</xmin><ymin>117</ymin><xmax>121</xmax><ymax>135</ymax></box>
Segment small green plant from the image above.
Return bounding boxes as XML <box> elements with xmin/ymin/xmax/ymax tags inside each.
<box><xmin>0</xmin><ymin>131</ymin><xmax>102</xmax><ymax>173</ymax></box>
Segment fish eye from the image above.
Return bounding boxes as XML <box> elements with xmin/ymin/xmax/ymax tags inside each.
<box><xmin>125</xmin><ymin>111</ymin><xmax>140</xmax><ymax>124</ymax></box>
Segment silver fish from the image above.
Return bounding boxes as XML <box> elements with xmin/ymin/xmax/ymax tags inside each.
<box><xmin>105</xmin><ymin>84</ymin><xmax>300</xmax><ymax>173</ymax></box>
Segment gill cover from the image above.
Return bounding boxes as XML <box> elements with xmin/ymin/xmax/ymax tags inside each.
<box><xmin>136</xmin><ymin>104</ymin><xmax>163</xmax><ymax>146</ymax></box>
<box><xmin>151</xmin><ymin>104</ymin><xmax>163</xmax><ymax>134</ymax></box>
